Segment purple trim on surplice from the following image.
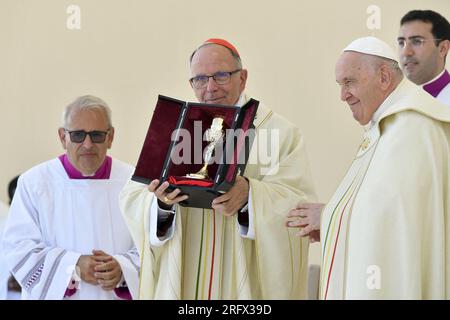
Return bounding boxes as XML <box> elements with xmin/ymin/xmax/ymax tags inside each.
<box><xmin>58</xmin><ymin>154</ymin><xmax>112</xmax><ymax>179</ymax></box>
<box><xmin>114</xmin><ymin>286</ymin><xmax>132</xmax><ymax>300</ymax></box>
<box><xmin>423</xmin><ymin>70</ymin><xmax>450</xmax><ymax>98</ymax></box>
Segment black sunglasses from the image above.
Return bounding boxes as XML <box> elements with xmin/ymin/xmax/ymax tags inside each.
<box><xmin>64</xmin><ymin>129</ymin><xmax>110</xmax><ymax>143</ymax></box>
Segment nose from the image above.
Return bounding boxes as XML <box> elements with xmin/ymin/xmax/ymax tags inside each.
<box><xmin>81</xmin><ymin>134</ymin><xmax>94</xmax><ymax>148</ymax></box>
<box><xmin>401</xmin><ymin>43</ymin><xmax>414</xmax><ymax>57</ymax></box>
<box><xmin>340</xmin><ymin>86</ymin><xmax>351</xmax><ymax>102</ymax></box>
<box><xmin>205</xmin><ymin>76</ymin><xmax>219</xmax><ymax>91</ymax></box>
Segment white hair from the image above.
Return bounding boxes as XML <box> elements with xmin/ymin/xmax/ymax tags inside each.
<box><xmin>365</xmin><ymin>55</ymin><xmax>403</xmax><ymax>77</ymax></box>
<box><xmin>61</xmin><ymin>95</ymin><xmax>112</xmax><ymax>128</ymax></box>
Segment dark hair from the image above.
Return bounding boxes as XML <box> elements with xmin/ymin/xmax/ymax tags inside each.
<box><xmin>8</xmin><ymin>175</ymin><xmax>19</xmax><ymax>205</ymax></box>
<box><xmin>400</xmin><ymin>10</ymin><xmax>450</xmax><ymax>45</ymax></box>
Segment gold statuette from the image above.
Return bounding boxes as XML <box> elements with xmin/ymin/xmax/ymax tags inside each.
<box><xmin>187</xmin><ymin>117</ymin><xmax>224</xmax><ymax>179</ymax></box>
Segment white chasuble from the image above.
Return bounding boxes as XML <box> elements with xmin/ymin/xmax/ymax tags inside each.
<box><xmin>320</xmin><ymin>80</ymin><xmax>450</xmax><ymax>299</ymax></box>
<box><xmin>120</xmin><ymin>99</ymin><xmax>316</xmax><ymax>299</ymax></box>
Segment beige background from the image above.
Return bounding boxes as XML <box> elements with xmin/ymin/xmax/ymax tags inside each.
<box><xmin>0</xmin><ymin>0</ymin><xmax>448</xmax><ymax>266</ymax></box>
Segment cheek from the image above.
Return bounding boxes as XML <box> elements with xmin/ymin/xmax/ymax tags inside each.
<box><xmin>365</xmin><ymin>96</ymin><xmax>379</xmax><ymax>117</ymax></box>
<box><xmin>348</xmin><ymin>87</ymin><xmax>359</xmax><ymax>99</ymax></box>
<box><xmin>69</xmin><ymin>146</ymin><xmax>81</xmax><ymax>158</ymax></box>
<box><xmin>64</xmin><ymin>145</ymin><xmax>79</xmax><ymax>163</ymax></box>
<box><xmin>225</xmin><ymin>83</ymin><xmax>241</xmax><ymax>99</ymax></box>
<box><xmin>416</xmin><ymin>47</ymin><xmax>433</xmax><ymax>61</ymax></box>
<box><xmin>194</xmin><ymin>88</ymin><xmax>206</xmax><ymax>102</ymax></box>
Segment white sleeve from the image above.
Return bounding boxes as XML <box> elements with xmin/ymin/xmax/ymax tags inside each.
<box><xmin>1</xmin><ymin>176</ymin><xmax>82</xmax><ymax>300</ymax></box>
<box><xmin>237</xmin><ymin>185</ymin><xmax>255</xmax><ymax>239</ymax></box>
<box><xmin>113</xmin><ymin>247</ymin><xmax>140</xmax><ymax>299</ymax></box>
<box><xmin>148</xmin><ymin>197</ymin><xmax>176</xmax><ymax>246</ymax></box>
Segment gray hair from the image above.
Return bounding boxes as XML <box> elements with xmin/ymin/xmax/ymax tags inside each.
<box><xmin>61</xmin><ymin>95</ymin><xmax>112</xmax><ymax>128</ymax></box>
<box><xmin>189</xmin><ymin>43</ymin><xmax>243</xmax><ymax>69</ymax></box>
<box><xmin>365</xmin><ymin>55</ymin><xmax>403</xmax><ymax>79</ymax></box>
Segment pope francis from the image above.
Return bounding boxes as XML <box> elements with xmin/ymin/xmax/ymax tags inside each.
<box><xmin>288</xmin><ymin>36</ymin><xmax>450</xmax><ymax>299</ymax></box>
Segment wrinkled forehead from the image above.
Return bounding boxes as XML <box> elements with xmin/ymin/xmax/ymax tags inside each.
<box><xmin>335</xmin><ymin>51</ymin><xmax>368</xmax><ymax>80</ymax></box>
<box><xmin>67</xmin><ymin>108</ymin><xmax>109</xmax><ymax>128</ymax></box>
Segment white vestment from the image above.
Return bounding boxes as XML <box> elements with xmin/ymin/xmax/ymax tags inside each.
<box><xmin>1</xmin><ymin>158</ymin><xmax>140</xmax><ymax>300</ymax></box>
<box><xmin>320</xmin><ymin>80</ymin><xmax>450</xmax><ymax>299</ymax></box>
<box><xmin>120</xmin><ymin>96</ymin><xmax>317</xmax><ymax>299</ymax></box>
<box><xmin>435</xmin><ymin>83</ymin><xmax>450</xmax><ymax>106</ymax></box>
<box><xmin>0</xmin><ymin>201</ymin><xmax>11</xmax><ymax>299</ymax></box>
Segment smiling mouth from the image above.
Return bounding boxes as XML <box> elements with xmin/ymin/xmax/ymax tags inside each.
<box><xmin>205</xmin><ymin>97</ymin><xmax>224</xmax><ymax>103</ymax></box>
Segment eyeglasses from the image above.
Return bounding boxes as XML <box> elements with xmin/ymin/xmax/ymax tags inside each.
<box><xmin>189</xmin><ymin>69</ymin><xmax>241</xmax><ymax>89</ymax></box>
<box><xmin>397</xmin><ymin>37</ymin><xmax>442</xmax><ymax>48</ymax></box>
<box><xmin>64</xmin><ymin>129</ymin><xmax>110</xmax><ymax>143</ymax></box>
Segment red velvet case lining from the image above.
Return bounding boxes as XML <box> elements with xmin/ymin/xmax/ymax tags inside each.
<box><xmin>133</xmin><ymin>96</ymin><xmax>257</xmax><ymax>187</ymax></box>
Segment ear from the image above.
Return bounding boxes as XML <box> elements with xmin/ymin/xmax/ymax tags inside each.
<box><xmin>58</xmin><ymin>128</ymin><xmax>67</xmax><ymax>150</ymax></box>
<box><xmin>379</xmin><ymin>64</ymin><xmax>392</xmax><ymax>91</ymax></box>
<box><xmin>239</xmin><ymin>69</ymin><xmax>248</xmax><ymax>93</ymax></box>
<box><xmin>438</xmin><ymin>39</ymin><xmax>450</xmax><ymax>59</ymax></box>
<box><xmin>107</xmin><ymin>127</ymin><xmax>115</xmax><ymax>149</ymax></box>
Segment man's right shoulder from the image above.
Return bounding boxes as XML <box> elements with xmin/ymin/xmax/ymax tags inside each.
<box><xmin>20</xmin><ymin>158</ymin><xmax>63</xmax><ymax>183</ymax></box>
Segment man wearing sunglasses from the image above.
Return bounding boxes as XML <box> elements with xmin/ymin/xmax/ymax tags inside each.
<box><xmin>120</xmin><ymin>39</ymin><xmax>316</xmax><ymax>299</ymax></box>
<box><xmin>398</xmin><ymin>10</ymin><xmax>450</xmax><ymax>106</ymax></box>
<box><xmin>1</xmin><ymin>95</ymin><xmax>139</xmax><ymax>299</ymax></box>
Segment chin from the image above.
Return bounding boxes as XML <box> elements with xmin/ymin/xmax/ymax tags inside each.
<box><xmin>358</xmin><ymin>117</ymin><xmax>371</xmax><ymax>125</ymax></box>
<box><xmin>80</xmin><ymin>163</ymin><xmax>101</xmax><ymax>175</ymax></box>
<box><xmin>206</xmin><ymin>98</ymin><xmax>225</xmax><ymax>104</ymax></box>
<box><xmin>352</xmin><ymin>115</ymin><xmax>366</xmax><ymax>125</ymax></box>
<box><xmin>404</xmin><ymin>70</ymin><xmax>419</xmax><ymax>83</ymax></box>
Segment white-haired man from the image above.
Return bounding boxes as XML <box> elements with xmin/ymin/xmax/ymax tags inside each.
<box><xmin>287</xmin><ymin>37</ymin><xmax>450</xmax><ymax>299</ymax></box>
<box><xmin>1</xmin><ymin>95</ymin><xmax>140</xmax><ymax>299</ymax></box>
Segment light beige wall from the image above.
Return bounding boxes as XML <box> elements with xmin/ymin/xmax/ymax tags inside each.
<box><xmin>0</xmin><ymin>0</ymin><xmax>448</xmax><ymax>266</ymax></box>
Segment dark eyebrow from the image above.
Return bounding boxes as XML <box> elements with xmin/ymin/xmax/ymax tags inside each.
<box><xmin>397</xmin><ymin>35</ymin><xmax>425</xmax><ymax>40</ymax></box>
<box><xmin>397</xmin><ymin>35</ymin><xmax>425</xmax><ymax>39</ymax></box>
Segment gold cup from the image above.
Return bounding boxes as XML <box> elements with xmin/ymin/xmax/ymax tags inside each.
<box><xmin>187</xmin><ymin>117</ymin><xmax>224</xmax><ymax>179</ymax></box>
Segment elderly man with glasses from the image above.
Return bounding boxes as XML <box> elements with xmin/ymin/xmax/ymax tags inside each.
<box><xmin>120</xmin><ymin>38</ymin><xmax>316</xmax><ymax>299</ymax></box>
<box><xmin>1</xmin><ymin>95</ymin><xmax>140</xmax><ymax>299</ymax></box>
<box><xmin>287</xmin><ymin>36</ymin><xmax>450</xmax><ymax>299</ymax></box>
<box><xmin>398</xmin><ymin>10</ymin><xmax>450</xmax><ymax>106</ymax></box>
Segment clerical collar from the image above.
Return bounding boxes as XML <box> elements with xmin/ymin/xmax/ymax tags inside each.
<box><xmin>58</xmin><ymin>154</ymin><xmax>112</xmax><ymax>179</ymax></box>
<box><xmin>366</xmin><ymin>99</ymin><xmax>391</xmax><ymax>131</ymax></box>
<box><xmin>422</xmin><ymin>69</ymin><xmax>450</xmax><ymax>98</ymax></box>
<box><xmin>366</xmin><ymin>81</ymin><xmax>405</xmax><ymax>131</ymax></box>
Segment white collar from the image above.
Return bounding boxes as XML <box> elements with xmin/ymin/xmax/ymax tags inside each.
<box><xmin>366</xmin><ymin>84</ymin><xmax>402</xmax><ymax>130</ymax></box>
<box><xmin>366</xmin><ymin>101</ymin><xmax>390</xmax><ymax>131</ymax></box>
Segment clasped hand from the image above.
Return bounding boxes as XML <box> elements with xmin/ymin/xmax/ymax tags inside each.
<box><xmin>76</xmin><ymin>249</ymin><xmax>123</xmax><ymax>290</ymax></box>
